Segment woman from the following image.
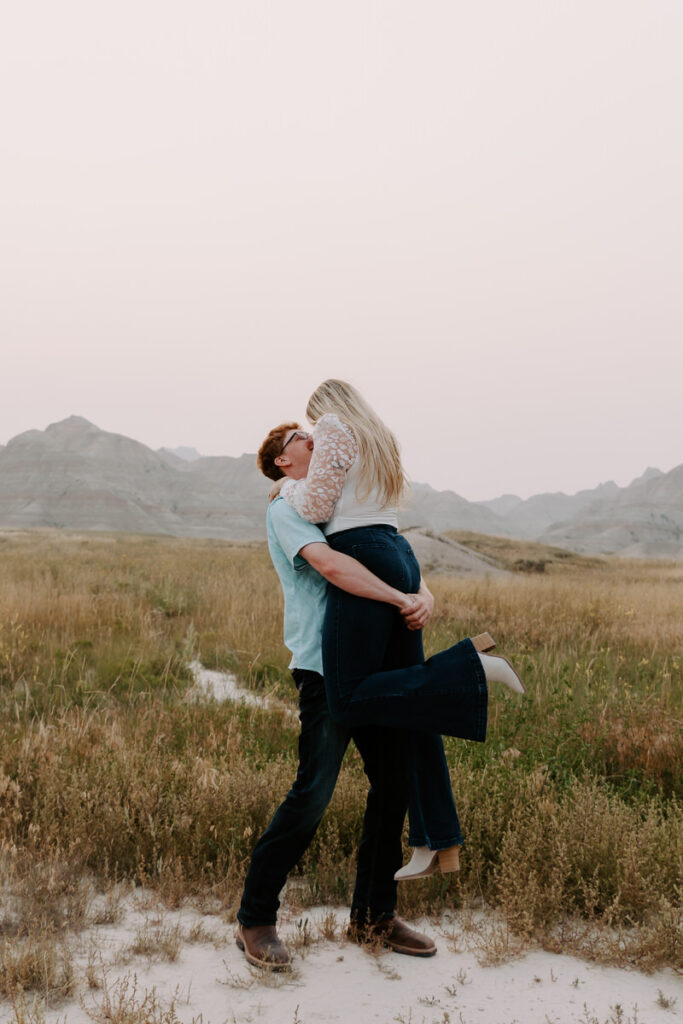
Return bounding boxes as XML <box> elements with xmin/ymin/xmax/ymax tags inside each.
<box><xmin>280</xmin><ymin>379</ymin><xmax>524</xmax><ymax>880</ymax></box>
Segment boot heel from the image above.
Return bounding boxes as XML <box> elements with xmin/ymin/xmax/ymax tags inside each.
<box><xmin>472</xmin><ymin>632</ymin><xmax>495</xmax><ymax>653</ymax></box>
<box><xmin>437</xmin><ymin>846</ymin><xmax>461</xmax><ymax>873</ymax></box>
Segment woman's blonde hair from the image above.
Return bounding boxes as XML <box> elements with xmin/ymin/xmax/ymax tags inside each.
<box><xmin>306</xmin><ymin>379</ymin><xmax>406</xmax><ymax>507</ymax></box>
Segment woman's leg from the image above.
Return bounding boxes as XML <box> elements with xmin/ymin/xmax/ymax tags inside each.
<box><xmin>383</xmin><ymin>588</ymin><xmax>463</xmax><ymax>851</ymax></box>
<box><xmin>323</xmin><ymin>528</ymin><xmax>487</xmax><ymax>739</ymax></box>
<box><xmin>407</xmin><ymin>733</ymin><xmax>463</xmax><ymax>850</ymax></box>
<box><xmin>324</xmin><ymin>526</ymin><xmax>469</xmax><ymax>850</ymax></box>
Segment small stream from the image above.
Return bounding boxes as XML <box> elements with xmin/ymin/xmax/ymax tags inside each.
<box><xmin>188</xmin><ymin>661</ymin><xmax>297</xmax><ymax>718</ymax></box>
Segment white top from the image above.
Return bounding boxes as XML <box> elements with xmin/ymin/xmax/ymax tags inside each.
<box><xmin>280</xmin><ymin>413</ymin><xmax>398</xmax><ymax>535</ymax></box>
<box><xmin>321</xmin><ymin>458</ymin><xmax>398</xmax><ymax>535</ymax></box>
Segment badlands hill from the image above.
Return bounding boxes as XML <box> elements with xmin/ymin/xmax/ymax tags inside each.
<box><xmin>0</xmin><ymin>417</ymin><xmax>263</xmax><ymax>540</ymax></box>
<box><xmin>0</xmin><ymin>417</ymin><xmax>681</xmax><ymax>559</ymax></box>
<box><xmin>542</xmin><ymin>465</ymin><xmax>683</xmax><ymax>559</ymax></box>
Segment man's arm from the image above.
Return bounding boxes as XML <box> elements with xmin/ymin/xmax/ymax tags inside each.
<box><xmin>299</xmin><ymin>542</ymin><xmax>431</xmax><ymax>630</ymax></box>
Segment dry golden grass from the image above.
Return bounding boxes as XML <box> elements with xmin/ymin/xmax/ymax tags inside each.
<box><xmin>83</xmin><ymin>973</ymin><xmax>185</xmax><ymax>1024</ymax></box>
<box><xmin>446</xmin><ymin>530</ymin><xmax>607</xmax><ymax>574</ymax></box>
<box><xmin>0</xmin><ymin>932</ymin><xmax>74</xmax><ymax>1002</ymax></box>
<box><xmin>0</xmin><ymin>529</ymin><xmax>681</xmax><ymax>975</ymax></box>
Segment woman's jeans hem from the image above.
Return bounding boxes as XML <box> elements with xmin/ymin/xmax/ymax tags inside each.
<box><xmin>407</xmin><ymin>834</ymin><xmax>464</xmax><ymax>851</ymax></box>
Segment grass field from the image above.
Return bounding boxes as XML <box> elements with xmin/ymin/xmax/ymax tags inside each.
<box><xmin>0</xmin><ymin>528</ymin><xmax>681</xmax><ymax>1004</ymax></box>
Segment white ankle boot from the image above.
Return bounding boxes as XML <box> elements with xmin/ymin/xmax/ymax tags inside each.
<box><xmin>394</xmin><ymin>845</ymin><xmax>461</xmax><ymax>881</ymax></box>
<box><xmin>478</xmin><ymin>653</ymin><xmax>525</xmax><ymax>694</ymax></box>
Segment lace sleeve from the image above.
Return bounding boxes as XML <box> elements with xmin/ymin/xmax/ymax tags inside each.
<box><xmin>280</xmin><ymin>413</ymin><xmax>359</xmax><ymax>523</ymax></box>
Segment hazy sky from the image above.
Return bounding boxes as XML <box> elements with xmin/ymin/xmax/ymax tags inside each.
<box><xmin>3</xmin><ymin>1</ymin><xmax>682</xmax><ymax>500</ymax></box>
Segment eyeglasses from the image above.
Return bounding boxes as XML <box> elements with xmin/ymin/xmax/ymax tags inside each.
<box><xmin>280</xmin><ymin>430</ymin><xmax>310</xmax><ymax>453</ymax></box>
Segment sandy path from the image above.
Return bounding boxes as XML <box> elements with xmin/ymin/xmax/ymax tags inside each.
<box><xmin>4</xmin><ymin>900</ymin><xmax>679</xmax><ymax>1024</ymax></box>
<box><xmin>4</xmin><ymin>667</ymin><xmax>678</xmax><ymax>1024</ymax></box>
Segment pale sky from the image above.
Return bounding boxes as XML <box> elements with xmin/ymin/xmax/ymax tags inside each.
<box><xmin>2</xmin><ymin>1</ymin><xmax>682</xmax><ymax>501</ymax></box>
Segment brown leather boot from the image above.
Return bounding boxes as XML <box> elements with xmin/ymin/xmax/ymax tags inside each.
<box><xmin>348</xmin><ymin>916</ymin><xmax>437</xmax><ymax>957</ymax></box>
<box><xmin>235</xmin><ymin>923</ymin><xmax>291</xmax><ymax>969</ymax></box>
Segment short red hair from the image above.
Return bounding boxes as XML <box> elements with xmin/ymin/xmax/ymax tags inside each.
<box><xmin>256</xmin><ymin>422</ymin><xmax>300</xmax><ymax>481</ymax></box>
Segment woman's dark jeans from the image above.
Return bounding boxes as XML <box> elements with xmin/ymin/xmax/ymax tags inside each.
<box><xmin>323</xmin><ymin>525</ymin><xmax>488</xmax><ymax>848</ymax></box>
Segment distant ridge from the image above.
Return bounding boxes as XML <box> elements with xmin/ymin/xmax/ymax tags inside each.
<box><xmin>160</xmin><ymin>446</ymin><xmax>204</xmax><ymax>462</ymax></box>
<box><xmin>0</xmin><ymin>417</ymin><xmax>680</xmax><ymax>559</ymax></box>
<box><xmin>541</xmin><ymin>464</ymin><xmax>683</xmax><ymax>558</ymax></box>
<box><xmin>0</xmin><ymin>417</ymin><xmax>265</xmax><ymax>540</ymax></box>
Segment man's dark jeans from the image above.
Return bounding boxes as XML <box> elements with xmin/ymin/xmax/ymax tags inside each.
<box><xmin>237</xmin><ymin>669</ymin><xmax>411</xmax><ymax>929</ymax></box>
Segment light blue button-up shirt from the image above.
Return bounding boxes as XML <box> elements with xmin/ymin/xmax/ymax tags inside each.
<box><xmin>266</xmin><ymin>496</ymin><xmax>328</xmax><ymax>675</ymax></box>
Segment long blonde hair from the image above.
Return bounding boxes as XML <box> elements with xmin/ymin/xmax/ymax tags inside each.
<box><xmin>306</xmin><ymin>379</ymin><xmax>406</xmax><ymax>507</ymax></box>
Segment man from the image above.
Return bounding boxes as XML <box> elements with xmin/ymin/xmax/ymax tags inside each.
<box><xmin>236</xmin><ymin>423</ymin><xmax>437</xmax><ymax>968</ymax></box>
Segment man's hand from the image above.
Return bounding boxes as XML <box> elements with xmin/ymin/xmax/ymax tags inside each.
<box><xmin>399</xmin><ymin>584</ymin><xmax>434</xmax><ymax>631</ymax></box>
<box><xmin>401</xmin><ymin>589</ymin><xmax>432</xmax><ymax>626</ymax></box>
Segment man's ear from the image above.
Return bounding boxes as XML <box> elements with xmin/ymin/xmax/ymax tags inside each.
<box><xmin>274</xmin><ymin>454</ymin><xmax>291</xmax><ymax>470</ymax></box>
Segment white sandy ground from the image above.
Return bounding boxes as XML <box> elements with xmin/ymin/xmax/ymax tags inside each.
<box><xmin>1</xmin><ymin>896</ymin><xmax>680</xmax><ymax>1024</ymax></box>
<box><xmin>4</xmin><ymin>667</ymin><xmax>680</xmax><ymax>1024</ymax></box>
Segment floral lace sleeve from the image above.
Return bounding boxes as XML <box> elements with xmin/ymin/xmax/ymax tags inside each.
<box><xmin>280</xmin><ymin>413</ymin><xmax>359</xmax><ymax>523</ymax></box>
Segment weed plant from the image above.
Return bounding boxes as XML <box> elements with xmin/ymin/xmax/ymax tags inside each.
<box><xmin>0</xmin><ymin>530</ymin><xmax>681</xmax><ymax>974</ymax></box>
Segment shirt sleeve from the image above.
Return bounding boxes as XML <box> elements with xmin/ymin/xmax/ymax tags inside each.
<box><xmin>268</xmin><ymin>497</ymin><xmax>328</xmax><ymax>570</ymax></box>
<box><xmin>280</xmin><ymin>413</ymin><xmax>359</xmax><ymax>523</ymax></box>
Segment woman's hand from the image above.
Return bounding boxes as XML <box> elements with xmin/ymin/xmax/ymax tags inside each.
<box><xmin>268</xmin><ymin>478</ymin><xmax>286</xmax><ymax>502</ymax></box>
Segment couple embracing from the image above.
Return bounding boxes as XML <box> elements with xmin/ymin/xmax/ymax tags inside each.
<box><xmin>236</xmin><ymin>380</ymin><xmax>524</xmax><ymax>969</ymax></box>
